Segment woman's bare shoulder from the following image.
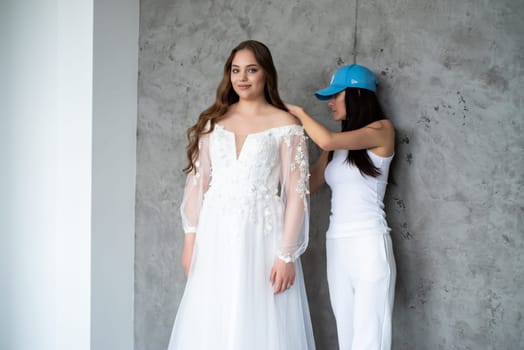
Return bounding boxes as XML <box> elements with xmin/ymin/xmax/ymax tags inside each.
<box><xmin>369</xmin><ymin>118</ymin><xmax>394</xmax><ymax>129</ymax></box>
<box><xmin>365</xmin><ymin>119</ymin><xmax>395</xmax><ymax>136</ymax></box>
<box><xmin>266</xmin><ymin>106</ymin><xmax>300</xmax><ymax>127</ymax></box>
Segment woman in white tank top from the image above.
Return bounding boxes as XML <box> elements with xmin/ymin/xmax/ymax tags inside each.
<box><xmin>286</xmin><ymin>64</ymin><xmax>396</xmax><ymax>350</ymax></box>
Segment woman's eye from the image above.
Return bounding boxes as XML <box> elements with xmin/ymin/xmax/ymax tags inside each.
<box><xmin>232</xmin><ymin>69</ymin><xmax>239</xmax><ymax>73</ymax></box>
<box><xmin>248</xmin><ymin>68</ymin><xmax>257</xmax><ymax>73</ymax></box>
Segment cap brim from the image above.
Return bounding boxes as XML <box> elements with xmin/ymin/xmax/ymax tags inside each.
<box><xmin>314</xmin><ymin>85</ymin><xmax>346</xmax><ymax>100</ymax></box>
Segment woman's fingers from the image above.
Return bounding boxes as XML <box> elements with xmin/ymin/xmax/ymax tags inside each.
<box><xmin>269</xmin><ymin>267</ymin><xmax>276</xmax><ymax>285</ymax></box>
<box><xmin>274</xmin><ymin>277</ymin><xmax>294</xmax><ymax>294</ymax></box>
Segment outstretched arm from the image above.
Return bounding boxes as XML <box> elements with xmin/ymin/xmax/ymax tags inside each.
<box><xmin>286</xmin><ymin>103</ymin><xmax>394</xmax><ymax>154</ymax></box>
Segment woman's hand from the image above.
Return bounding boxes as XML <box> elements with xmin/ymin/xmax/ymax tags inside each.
<box><xmin>181</xmin><ymin>233</ymin><xmax>196</xmax><ymax>277</ymax></box>
<box><xmin>269</xmin><ymin>258</ymin><xmax>296</xmax><ymax>294</ymax></box>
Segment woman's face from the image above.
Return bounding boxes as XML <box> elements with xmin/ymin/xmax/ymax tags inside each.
<box><xmin>230</xmin><ymin>49</ymin><xmax>266</xmax><ymax>101</ymax></box>
<box><xmin>328</xmin><ymin>90</ymin><xmax>347</xmax><ymax>121</ymax></box>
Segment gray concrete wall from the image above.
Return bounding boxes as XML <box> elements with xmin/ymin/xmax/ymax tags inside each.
<box><xmin>135</xmin><ymin>0</ymin><xmax>524</xmax><ymax>349</ymax></box>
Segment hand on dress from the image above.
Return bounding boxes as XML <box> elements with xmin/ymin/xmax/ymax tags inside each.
<box><xmin>270</xmin><ymin>258</ymin><xmax>296</xmax><ymax>294</ymax></box>
<box><xmin>181</xmin><ymin>233</ymin><xmax>196</xmax><ymax>277</ymax></box>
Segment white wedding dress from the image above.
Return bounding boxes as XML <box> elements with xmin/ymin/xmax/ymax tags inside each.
<box><xmin>168</xmin><ymin>123</ymin><xmax>316</xmax><ymax>350</ymax></box>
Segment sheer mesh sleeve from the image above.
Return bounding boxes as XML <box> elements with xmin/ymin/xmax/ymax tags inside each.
<box><xmin>180</xmin><ymin>132</ymin><xmax>211</xmax><ymax>234</ymax></box>
<box><xmin>278</xmin><ymin>127</ymin><xmax>310</xmax><ymax>262</ymax></box>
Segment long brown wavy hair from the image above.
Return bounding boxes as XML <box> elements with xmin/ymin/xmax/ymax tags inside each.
<box><xmin>183</xmin><ymin>40</ymin><xmax>288</xmax><ymax>173</ymax></box>
<box><xmin>328</xmin><ymin>87</ymin><xmax>388</xmax><ymax>177</ymax></box>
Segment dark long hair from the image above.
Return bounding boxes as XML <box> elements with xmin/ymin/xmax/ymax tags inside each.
<box><xmin>328</xmin><ymin>87</ymin><xmax>387</xmax><ymax>177</ymax></box>
<box><xmin>183</xmin><ymin>40</ymin><xmax>287</xmax><ymax>173</ymax></box>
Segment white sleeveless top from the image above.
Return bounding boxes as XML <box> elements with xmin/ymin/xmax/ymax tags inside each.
<box><xmin>324</xmin><ymin>149</ymin><xmax>393</xmax><ymax>239</ymax></box>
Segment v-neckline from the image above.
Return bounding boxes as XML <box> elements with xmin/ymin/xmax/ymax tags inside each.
<box><xmin>234</xmin><ymin>134</ymin><xmax>249</xmax><ymax>160</ymax></box>
<box><xmin>215</xmin><ymin>124</ymin><xmax>252</xmax><ymax>160</ymax></box>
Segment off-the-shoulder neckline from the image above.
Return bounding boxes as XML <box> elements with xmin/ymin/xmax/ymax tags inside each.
<box><xmin>214</xmin><ymin>123</ymin><xmax>303</xmax><ymax>137</ymax></box>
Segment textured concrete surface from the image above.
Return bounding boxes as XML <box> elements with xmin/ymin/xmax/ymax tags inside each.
<box><xmin>136</xmin><ymin>0</ymin><xmax>524</xmax><ymax>349</ymax></box>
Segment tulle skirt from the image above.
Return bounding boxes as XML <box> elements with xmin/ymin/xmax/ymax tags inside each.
<box><xmin>168</xmin><ymin>192</ymin><xmax>315</xmax><ymax>350</ymax></box>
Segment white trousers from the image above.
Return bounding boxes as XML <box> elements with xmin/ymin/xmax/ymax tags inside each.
<box><xmin>326</xmin><ymin>234</ymin><xmax>396</xmax><ymax>350</ymax></box>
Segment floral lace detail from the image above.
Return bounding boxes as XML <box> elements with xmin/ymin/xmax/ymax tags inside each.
<box><xmin>282</xmin><ymin>128</ymin><xmax>311</xmax><ymax>205</ymax></box>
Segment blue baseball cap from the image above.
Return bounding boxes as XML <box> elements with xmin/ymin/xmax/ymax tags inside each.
<box><xmin>314</xmin><ymin>64</ymin><xmax>377</xmax><ymax>100</ymax></box>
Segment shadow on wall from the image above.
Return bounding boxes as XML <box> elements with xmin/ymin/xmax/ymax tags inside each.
<box><xmin>386</xmin><ymin>127</ymin><xmax>432</xmax><ymax>349</ymax></box>
<box><xmin>302</xmin><ymin>143</ymin><xmax>339</xmax><ymax>349</ymax></box>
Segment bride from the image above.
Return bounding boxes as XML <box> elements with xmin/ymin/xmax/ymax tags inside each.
<box><xmin>167</xmin><ymin>40</ymin><xmax>316</xmax><ymax>350</ymax></box>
